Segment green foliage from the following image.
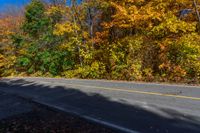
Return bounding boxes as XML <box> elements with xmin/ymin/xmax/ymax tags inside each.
<box><xmin>23</xmin><ymin>0</ymin><xmax>49</xmax><ymax>37</ymax></box>
<box><xmin>168</xmin><ymin>33</ymin><xmax>200</xmax><ymax>80</ymax></box>
<box><xmin>17</xmin><ymin>50</ymin><xmax>74</xmax><ymax>76</ymax></box>
<box><xmin>17</xmin><ymin>57</ymin><xmax>31</xmax><ymax>67</ymax></box>
<box><xmin>1</xmin><ymin>0</ymin><xmax>200</xmax><ymax>83</ymax></box>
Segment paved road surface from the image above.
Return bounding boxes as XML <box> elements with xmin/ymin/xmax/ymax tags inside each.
<box><xmin>0</xmin><ymin>91</ymin><xmax>37</xmax><ymax>120</ymax></box>
<box><xmin>0</xmin><ymin>77</ymin><xmax>200</xmax><ymax>133</ymax></box>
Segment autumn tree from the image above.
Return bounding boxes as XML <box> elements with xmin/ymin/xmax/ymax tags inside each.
<box><xmin>1</xmin><ymin>0</ymin><xmax>200</xmax><ymax>83</ymax></box>
<box><xmin>91</xmin><ymin>0</ymin><xmax>200</xmax><ymax>81</ymax></box>
<box><xmin>14</xmin><ymin>0</ymin><xmax>74</xmax><ymax>76</ymax></box>
<box><xmin>0</xmin><ymin>7</ymin><xmax>24</xmax><ymax>76</ymax></box>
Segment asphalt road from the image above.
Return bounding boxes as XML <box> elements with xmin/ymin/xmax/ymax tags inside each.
<box><xmin>0</xmin><ymin>77</ymin><xmax>200</xmax><ymax>133</ymax></box>
<box><xmin>0</xmin><ymin>91</ymin><xmax>37</xmax><ymax>120</ymax></box>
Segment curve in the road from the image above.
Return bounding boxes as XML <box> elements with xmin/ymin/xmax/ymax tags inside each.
<box><xmin>48</xmin><ymin>82</ymin><xmax>200</xmax><ymax>101</ymax></box>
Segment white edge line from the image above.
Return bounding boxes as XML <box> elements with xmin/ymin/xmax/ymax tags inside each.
<box><xmin>0</xmin><ymin>87</ymin><xmax>139</xmax><ymax>133</ymax></box>
<box><xmin>33</xmin><ymin>100</ymin><xmax>139</xmax><ymax>133</ymax></box>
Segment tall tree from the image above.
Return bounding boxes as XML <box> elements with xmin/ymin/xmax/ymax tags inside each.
<box><xmin>22</xmin><ymin>0</ymin><xmax>52</xmax><ymax>39</ymax></box>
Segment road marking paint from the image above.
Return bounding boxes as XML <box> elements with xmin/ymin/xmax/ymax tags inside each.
<box><xmin>33</xmin><ymin>100</ymin><xmax>139</xmax><ymax>133</ymax></box>
<box><xmin>0</xmin><ymin>88</ymin><xmax>139</xmax><ymax>133</ymax></box>
<box><xmin>2</xmin><ymin>79</ymin><xmax>200</xmax><ymax>101</ymax></box>
<box><xmin>63</xmin><ymin>83</ymin><xmax>200</xmax><ymax>101</ymax></box>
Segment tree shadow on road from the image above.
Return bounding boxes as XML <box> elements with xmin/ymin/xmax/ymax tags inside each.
<box><xmin>0</xmin><ymin>78</ymin><xmax>200</xmax><ymax>133</ymax></box>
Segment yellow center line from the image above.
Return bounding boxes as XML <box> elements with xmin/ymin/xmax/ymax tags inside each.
<box><xmin>65</xmin><ymin>83</ymin><xmax>200</xmax><ymax>101</ymax></box>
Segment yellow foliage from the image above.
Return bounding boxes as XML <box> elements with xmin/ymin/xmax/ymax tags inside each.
<box><xmin>53</xmin><ymin>22</ymin><xmax>80</xmax><ymax>36</ymax></box>
<box><xmin>152</xmin><ymin>12</ymin><xmax>197</xmax><ymax>35</ymax></box>
<box><xmin>46</xmin><ymin>6</ymin><xmax>65</xmax><ymax>15</ymax></box>
<box><xmin>1</xmin><ymin>0</ymin><xmax>200</xmax><ymax>83</ymax></box>
<box><xmin>0</xmin><ymin>54</ymin><xmax>4</xmax><ymax>68</ymax></box>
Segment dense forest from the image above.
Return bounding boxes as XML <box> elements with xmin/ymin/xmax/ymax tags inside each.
<box><xmin>0</xmin><ymin>0</ymin><xmax>200</xmax><ymax>83</ymax></box>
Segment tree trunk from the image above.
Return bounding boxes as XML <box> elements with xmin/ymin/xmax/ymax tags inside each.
<box><xmin>71</xmin><ymin>0</ymin><xmax>83</xmax><ymax>66</ymax></box>
<box><xmin>194</xmin><ymin>0</ymin><xmax>200</xmax><ymax>32</ymax></box>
